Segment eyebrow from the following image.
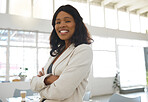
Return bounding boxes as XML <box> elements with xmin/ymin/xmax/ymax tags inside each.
<box><xmin>56</xmin><ymin>17</ymin><xmax>72</xmax><ymax>21</ymax></box>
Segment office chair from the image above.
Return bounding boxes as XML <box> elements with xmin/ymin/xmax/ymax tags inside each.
<box><xmin>13</xmin><ymin>89</ymin><xmax>34</xmax><ymax>97</ymax></box>
<box><xmin>83</xmin><ymin>91</ymin><xmax>91</xmax><ymax>101</ymax></box>
<box><xmin>109</xmin><ymin>93</ymin><xmax>141</xmax><ymax>102</ymax></box>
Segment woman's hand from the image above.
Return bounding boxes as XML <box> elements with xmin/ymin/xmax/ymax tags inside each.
<box><xmin>37</xmin><ymin>68</ymin><xmax>45</xmax><ymax>77</ymax></box>
<box><xmin>44</xmin><ymin>75</ymin><xmax>59</xmax><ymax>85</ymax></box>
<box><xmin>37</xmin><ymin>67</ymin><xmax>59</xmax><ymax>85</ymax></box>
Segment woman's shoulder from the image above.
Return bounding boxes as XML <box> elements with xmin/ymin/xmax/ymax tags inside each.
<box><xmin>75</xmin><ymin>44</ymin><xmax>92</xmax><ymax>50</ymax></box>
<box><xmin>72</xmin><ymin>44</ymin><xmax>92</xmax><ymax>54</ymax></box>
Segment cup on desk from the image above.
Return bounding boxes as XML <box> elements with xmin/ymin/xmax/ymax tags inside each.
<box><xmin>20</xmin><ymin>91</ymin><xmax>26</xmax><ymax>101</ymax></box>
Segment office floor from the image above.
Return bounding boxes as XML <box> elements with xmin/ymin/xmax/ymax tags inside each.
<box><xmin>88</xmin><ymin>92</ymin><xmax>148</xmax><ymax>102</ymax></box>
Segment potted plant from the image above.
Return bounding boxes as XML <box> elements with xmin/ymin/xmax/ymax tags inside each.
<box><xmin>113</xmin><ymin>71</ymin><xmax>121</xmax><ymax>93</ymax></box>
<box><xmin>18</xmin><ymin>67</ymin><xmax>28</xmax><ymax>81</ymax></box>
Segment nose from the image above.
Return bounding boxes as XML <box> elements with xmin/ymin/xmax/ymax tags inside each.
<box><xmin>59</xmin><ymin>21</ymin><xmax>66</xmax><ymax>28</ymax></box>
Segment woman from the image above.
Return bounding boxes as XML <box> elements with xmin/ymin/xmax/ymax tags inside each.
<box><xmin>30</xmin><ymin>4</ymin><xmax>93</xmax><ymax>102</ymax></box>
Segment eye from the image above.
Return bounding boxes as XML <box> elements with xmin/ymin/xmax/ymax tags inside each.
<box><xmin>65</xmin><ymin>21</ymin><xmax>71</xmax><ymax>23</ymax></box>
<box><xmin>55</xmin><ymin>21</ymin><xmax>60</xmax><ymax>24</ymax></box>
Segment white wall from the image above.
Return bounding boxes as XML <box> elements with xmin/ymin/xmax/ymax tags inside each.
<box><xmin>0</xmin><ymin>14</ymin><xmax>148</xmax><ymax>101</ymax></box>
<box><xmin>0</xmin><ymin>14</ymin><xmax>52</xmax><ymax>33</ymax></box>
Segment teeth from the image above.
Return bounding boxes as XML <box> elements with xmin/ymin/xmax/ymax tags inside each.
<box><xmin>60</xmin><ymin>30</ymin><xmax>68</xmax><ymax>33</ymax></box>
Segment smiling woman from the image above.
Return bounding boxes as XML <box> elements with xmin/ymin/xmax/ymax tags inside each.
<box><xmin>30</xmin><ymin>4</ymin><xmax>93</xmax><ymax>102</ymax></box>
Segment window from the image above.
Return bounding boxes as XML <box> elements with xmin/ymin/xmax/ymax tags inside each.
<box><xmin>0</xmin><ymin>0</ymin><xmax>6</xmax><ymax>13</ymax></box>
<box><xmin>10</xmin><ymin>31</ymin><xmax>36</xmax><ymax>47</ymax></box>
<box><xmin>90</xmin><ymin>4</ymin><xmax>104</xmax><ymax>27</ymax></box>
<box><xmin>130</xmin><ymin>13</ymin><xmax>140</xmax><ymax>33</ymax></box>
<box><xmin>38</xmin><ymin>48</ymin><xmax>50</xmax><ymax>71</ymax></box>
<box><xmin>38</xmin><ymin>32</ymin><xmax>50</xmax><ymax>71</ymax></box>
<box><xmin>93</xmin><ymin>51</ymin><xmax>116</xmax><ymax>77</ymax></box>
<box><xmin>33</xmin><ymin>0</ymin><xmax>53</xmax><ymax>20</ymax></box>
<box><xmin>0</xmin><ymin>29</ymin><xmax>8</xmax><ymax>45</ymax></box>
<box><xmin>9</xmin><ymin>0</ymin><xmax>31</xmax><ymax>17</ymax></box>
<box><xmin>0</xmin><ymin>29</ymin><xmax>50</xmax><ymax>81</ymax></box>
<box><xmin>9</xmin><ymin>47</ymin><xmax>37</xmax><ymax>79</ymax></box>
<box><xmin>38</xmin><ymin>33</ymin><xmax>49</xmax><ymax>47</ymax></box>
<box><xmin>140</xmin><ymin>16</ymin><xmax>148</xmax><ymax>34</ymax></box>
<box><xmin>105</xmin><ymin>8</ymin><xmax>118</xmax><ymax>29</ymax></box>
<box><xmin>0</xmin><ymin>29</ymin><xmax>7</xmax><ymax>81</ymax></box>
<box><xmin>117</xmin><ymin>39</ymin><xmax>147</xmax><ymax>87</ymax></box>
<box><xmin>92</xmin><ymin>36</ymin><xmax>115</xmax><ymax>51</ymax></box>
<box><xmin>0</xmin><ymin>47</ymin><xmax>6</xmax><ymax>81</ymax></box>
<box><xmin>92</xmin><ymin>36</ymin><xmax>116</xmax><ymax>77</ymax></box>
<box><xmin>118</xmin><ymin>11</ymin><xmax>130</xmax><ymax>31</ymax></box>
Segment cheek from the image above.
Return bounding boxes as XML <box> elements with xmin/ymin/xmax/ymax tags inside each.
<box><xmin>55</xmin><ymin>26</ymin><xmax>58</xmax><ymax>33</ymax></box>
<box><xmin>70</xmin><ymin>24</ymin><xmax>75</xmax><ymax>32</ymax></box>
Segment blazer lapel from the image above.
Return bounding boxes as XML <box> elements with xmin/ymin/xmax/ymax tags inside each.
<box><xmin>52</xmin><ymin>44</ymin><xmax>75</xmax><ymax>74</ymax></box>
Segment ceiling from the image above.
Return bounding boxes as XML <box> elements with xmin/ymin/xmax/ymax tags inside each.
<box><xmin>71</xmin><ymin>0</ymin><xmax>148</xmax><ymax>16</ymax></box>
<box><xmin>101</xmin><ymin>0</ymin><xmax>148</xmax><ymax>15</ymax></box>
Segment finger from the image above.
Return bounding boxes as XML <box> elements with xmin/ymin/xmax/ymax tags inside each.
<box><xmin>39</xmin><ymin>71</ymin><xmax>43</xmax><ymax>76</ymax></box>
<box><xmin>37</xmin><ymin>75</ymin><xmax>41</xmax><ymax>77</ymax></box>
<box><xmin>42</xmin><ymin>68</ymin><xmax>45</xmax><ymax>75</ymax></box>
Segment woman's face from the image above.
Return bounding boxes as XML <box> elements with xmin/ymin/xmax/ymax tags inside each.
<box><xmin>55</xmin><ymin>11</ymin><xmax>76</xmax><ymax>43</ymax></box>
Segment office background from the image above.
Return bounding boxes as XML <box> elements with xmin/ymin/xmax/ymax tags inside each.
<box><xmin>0</xmin><ymin>0</ymin><xmax>148</xmax><ymax>102</ymax></box>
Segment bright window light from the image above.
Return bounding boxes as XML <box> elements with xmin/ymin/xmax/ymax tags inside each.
<box><xmin>0</xmin><ymin>47</ymin><xmax>6</xmax><ymax>78</ymax></box>
<box><xmin>118</xmin><ymin>11</ymin><xmax>130</xmax><ymax>31</ymax></box>
<box><xmin>38</xmin><ymin>33</ymin><xmax>50</xmax><ymax>47</ymax></box>
<box><xmin>0</xmin><ymin>29</ymin><xmax>51</xmax><ymax>81</ymax></box>
<box><xmin>9</xmin><ymin>47</ymin><xmax>37</xmax><ymax>79</ymax></box>
<box><xmin>38</xmin><ymin>48</ymin><xmax>50</xmax><ymax>71</ymax></box>
<box><xmin>140</xmin><ymin>16</ymin><xmax>148</xmax><ymax>34</ymax></box>
<box><xmin>93</xmin><ymin>51</ymin><xmax>116</xmax><ymax>77</ymax></box>
<box><xmin>10</xmin><ymin>31</ymin><xmax>36</xmax><ymax>47</ymax></box>
<box><xmin>33</xmin><ymin>0</ymin><xmax>53</xmax><ymax>20</ymax></box>
<box><xmin>105</xmin><ymin>8</ymin><xmax>118</xmax><ymax>29</ymax></box>
<box><xmin>9</xmin><ymin>0</ymin><xmax>31</xmax><ymax>17</ymax></box>
<box><xmin>92</xmin><ymin>36</ymin><xmax>115</xmax><ymax>51</ymax></box>
<box><xmin>130</xmin><ymin>13</ymin><xmax>140</xmax><ymax>33</ymax></box>
<box><xmin>118</xmin><ymin>45</ymin><xmax>146</xmax><ymax>87</ymax></box>
<box><xmin>0</xmin><ymin>30</ymin><xmax>8</xmax><ymax>45</ymax></box>
<box><xmin>0</xmin><ymin>0</ymin><xmax>6</xmax><ymax>13</ymax></box>
<box><xmin>92</xmin><ymin>36</ymin><xmax>116</xmax><ymax>77</ymax></box>
<box><xmin>90</xmin><ymin>4</ymin><xmax>104</xmax><ymax>27</ymax></box>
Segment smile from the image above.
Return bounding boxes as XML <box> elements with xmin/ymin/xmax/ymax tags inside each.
<box><xmin>59</xmin><ymin>30</ymin><xmax>69</xmax><ymax>34</ymax></box>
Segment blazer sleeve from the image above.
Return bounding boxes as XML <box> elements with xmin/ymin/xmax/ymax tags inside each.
<box><xmin>30</xmin><ymin>74</ymin><xmax>52</xmax><ymax>92</ymax></box>
<box><xmin>39</xmin><ymin>44</ymin><xmax>93</xmax><ymax>100</ymax></box>
<box><xmin>30</xmin><ymin>57</ymin><xmax>53</xmax><ymax>92</ymax></box>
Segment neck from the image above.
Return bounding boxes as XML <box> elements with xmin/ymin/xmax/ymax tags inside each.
<box><xmin>65</xmin><ymin>41</ymin><xmax>71</xmax><ymax>49</ymax></box>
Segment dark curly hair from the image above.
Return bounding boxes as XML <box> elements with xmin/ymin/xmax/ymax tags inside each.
<box><xmin>50</xmin><ymin>4</ymin><xmax>93</xmax><ymax>57</ymax></box>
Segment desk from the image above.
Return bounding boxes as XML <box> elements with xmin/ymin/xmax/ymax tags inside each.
<box><xmin>6</xmin><ymin>95</ymin><xmax>40</xmax><ymax>102</ymax></box>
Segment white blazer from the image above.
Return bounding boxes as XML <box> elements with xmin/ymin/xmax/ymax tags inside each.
<box><xmin>30</xmin><ymin>44</ymin><xmax>93</xmax><ymax>102</ymax></box>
